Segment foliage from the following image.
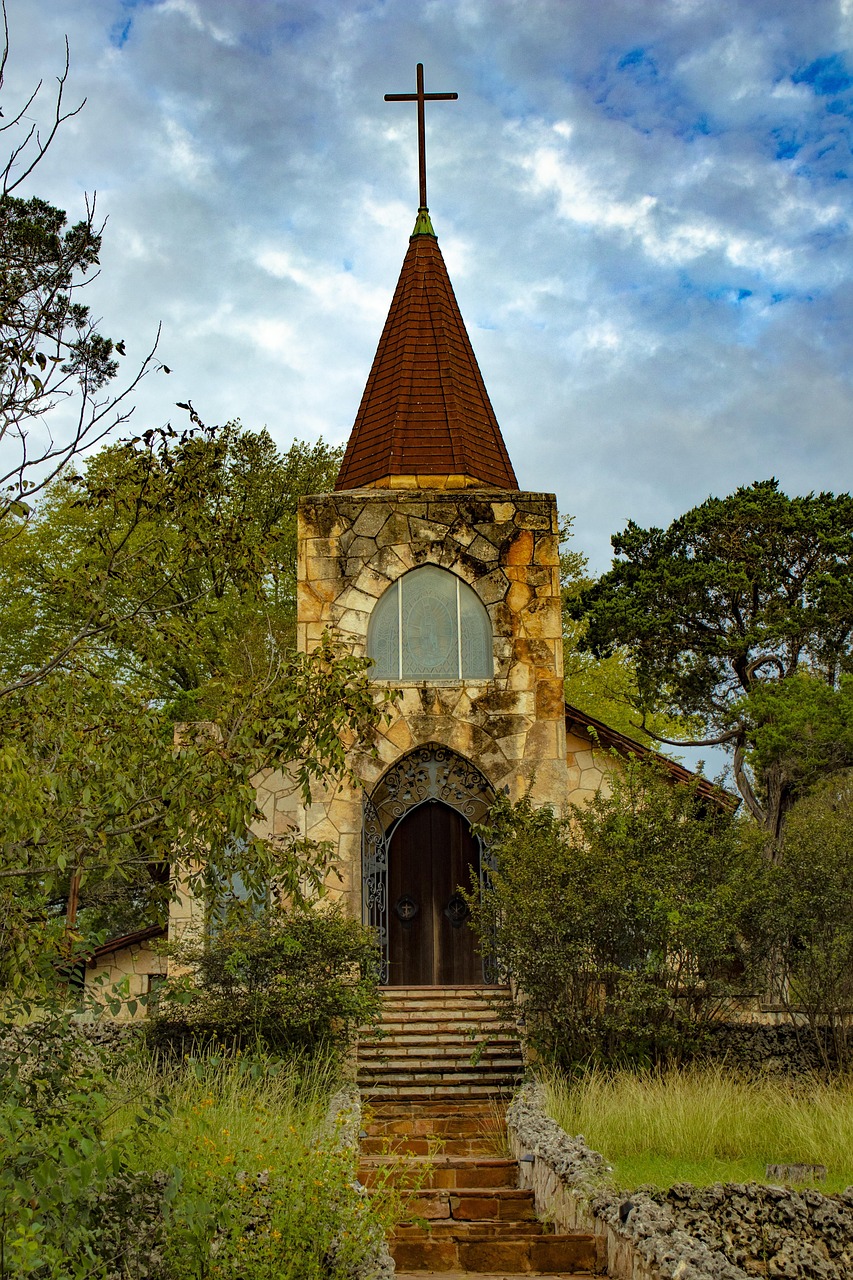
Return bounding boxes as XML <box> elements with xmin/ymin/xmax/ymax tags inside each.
<box><xmin>0</xmin><ymin>997</ymin><xmax>170</xmax><ymax>1279</ymax></box>
<box><xmin>568</xmin><ymin>481</ymin><xmax>853</xmax><ymax>839</ymax></box>
<box><xmin>0</xmin><ymin>419</ymin><xmax>384</xmax><ymax>977</ymax></box>
<box><xmin>0</xmin><ymin>631</ymin><xmax>387</xmax><ymax>986</ymax></box>
<box><xmin>121</xmin><ymin>1050</ymin><xmax>398</xmax><ymax>1280</ymax></box>
<box><xmin>772</xmin><ymin>771</ymin><xmax>853</xmax><ymax>1072</ymax></box>
<box><xmin>0</xmin><ymin>998</ymin><xmax>399</xmax><ymax>1279</ymax></box>
<box><xmin>471</xmin><ymin>761</ymin><xmax>770</xmax><ymax>1067</ymax></box>
<box><xmin>148</xmin><ymin>903</ymin><xmax>381</xmax><ymax>1060</ymax></box>
<box><xmin>0</xmin><ymin>422</ymin><xmax>342</xmax><ymax>699</ymax></box>
<box><xmin>559</xmin><ymin>517</ymin><xmax>694</xmax><ymax>746</ymax></box>
<box><xmin>543</xmin><ymin>1064</ymin><xmax>853</xmax><ymax>1193</ymax></box>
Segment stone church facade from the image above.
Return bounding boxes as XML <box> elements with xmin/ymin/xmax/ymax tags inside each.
<box><xmin>252</xmin><ymin>208</ymin><xmax>623</xmax><ymax>987</ymax></box>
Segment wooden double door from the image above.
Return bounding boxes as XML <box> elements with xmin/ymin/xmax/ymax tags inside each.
<box><xmin>386</xmin><ymin>800</ymin><xmax>481</xmax><ymax>986</ymax></box>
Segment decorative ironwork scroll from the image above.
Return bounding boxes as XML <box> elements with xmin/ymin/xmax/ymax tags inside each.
<box><xmin>362</xmin><ymin>792</ymin><xmax>389</xmax><ymax>984</ymax></box>
<box><xmin>362</xmin><ymin>743</ymin><xmax>500</xmax><ymax>983</ymax></box>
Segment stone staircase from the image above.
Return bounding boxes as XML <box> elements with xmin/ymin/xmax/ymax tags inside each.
<box><xmin>358</xmin><ymin>1097</ymin><xmax>600</xmax><ymax>1276</ymax></box>
<box><xmin>356</xmin><ymin>985</ymin><xmax>524</xmax><ymax>1099</ymax></box>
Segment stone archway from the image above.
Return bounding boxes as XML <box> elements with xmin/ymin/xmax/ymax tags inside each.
<box><xmin>362</xmin><ymin>743</ymin><xmax>495</xmax><ymax>985</ymax></box>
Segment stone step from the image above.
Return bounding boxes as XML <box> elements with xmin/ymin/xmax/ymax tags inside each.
<box><xmin>394</xmin><ymin>1221</ymin><xmax>546</xmax><ymax>1241</ymax></box>
<box><xmin>366</xmin><ymin>1099</ymin><xmax>504</xmax><ymax>1116</ymax></box>
<box><xmin>394</xmin><ymin>1273</ymin><xmax>595</xmax><ymax>1279</ymax></box>
<box><xmin>405</xmin><ymin>1188</ymin><xmax>537</xmax><ymax>1222</ymax></box>
<box><xmin>358</xmin><ymin>1073</ymin><xmax>521</xmax><ymax>1093</ymax></box>
<box><xmin>390</xmin><ymin>1232</ymin><xmax>598</xmax><ymax>1274</ymax></box>
<box><xmin>359</xmin><ymin>1051</ymin><xmax>522</xmax><ymax>1071</ymax></box>
<box><xmin>358</xmin><ymin>1060</ymin><xmax>520</xmax><ymax>1077</ymax></box>
<box><xmin>365</xmin><ymin>1019</ymin><xmax>512</xmax><ymax>1037</ymax></box>
<box><xmin>359</xmin><ymin>1155</ymin><xmax>518</xmax><ymax>1190</ymax></box>
<box><xmin>358</xmin><ymin>1080</ymin><xmax>521</xmax><ymax>1102</ymax></box>
<box><xmin>362</xmin><ymin>1080</ymin><xmax>518</xmax><ymax>1100</ymax></box>
<box><xmin>376</xmin><ymin>995</ymin><xmax>508</xmax><ymax>1013</ymax></box>
<box><xmin>365</xmin><ymin>1113</ymin><xmax>502</xmax><ymax>1139</ymax></box>
<box><xmin>379</xmin><ymin>985</ymin><xmax>509</xmax><ymax>996</ymax></box>
<box><xmin>362</xmin><ymin>1026</ymin><xmax>516</xmax><ymax>1043</ymax></box>
<box><xmin>360</xmin><ymin>1134</ymin><xmax>501</xmax><ymax>1157</ymax></box>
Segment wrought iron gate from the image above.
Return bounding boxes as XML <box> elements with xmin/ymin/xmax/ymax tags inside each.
<box><xmin>361</xmin><ymin>743</ymin><xmax>499</xmax><ymax>984</ymax></box>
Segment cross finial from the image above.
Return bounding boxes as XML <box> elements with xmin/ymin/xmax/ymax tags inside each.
<box><xmin>385</xmin><ymin>63</ymin><xmax>458</xmax><ymax>212</ymax></box>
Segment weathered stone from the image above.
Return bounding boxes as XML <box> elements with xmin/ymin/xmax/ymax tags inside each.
<box><xmin>506</xmin><ymin>528</ymin><xmax>534</xmax><ymax>565</ymax></box>
<box><xmin>352</xmin><ymin>504</ymin><xmax>391</xmax><ymax>538</ymax></box>
<box><xmin>465</xmin><ymin>533</ymin><xmax>500</xmax><ymax>561</ymax></box>
<box><xmin>375</xmin><ymin>511</ymin><xmax>411</xmax><ymax>547</ymax></box>
<box><xmin>409</xmin><ymin>516</ymin><xmax>451</xmax><ymax>543</ymax></box>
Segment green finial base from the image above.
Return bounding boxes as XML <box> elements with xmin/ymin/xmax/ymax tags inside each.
<box><xmin>411</xmin><ymin>206</ymin><xmax>436</xmax><ymax>237</ymax></box>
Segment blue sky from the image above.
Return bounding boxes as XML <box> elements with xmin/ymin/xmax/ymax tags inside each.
<box><xmin>4</xmin><ymin>0</ymin><xmax>852</xmax><ymax>585</ymax></box>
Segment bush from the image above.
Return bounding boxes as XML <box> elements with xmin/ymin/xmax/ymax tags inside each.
<box><xmin>0</xmin><ymin>1002</ymin><xmax>169</xmax><ymax>1280</ymax></box>
<box><xmin>147</xmin><ymin>902</ymin><xmax>381</xmax><ymax>1059</ymax></box>
<box><xmin>470</xmin><ymin>759</ymin><xmax>771</xmax><ymax>1067</ymax></box>
<box><xmin>122</xmin><ymin>1052</ymin><xmax>393</xmax><ymax>1280</ymax></box>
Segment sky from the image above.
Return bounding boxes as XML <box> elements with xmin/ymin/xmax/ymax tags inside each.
<box><xmin>5</xmin><ymin>0</ymin><xmax>853</xmax><ymax>581</ymax></box>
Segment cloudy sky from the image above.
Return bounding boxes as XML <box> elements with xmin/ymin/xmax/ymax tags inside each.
<box><xmin>5</xmin><ymin>0</ymin><xmax>853</xmax><ymax>577</ymax></box>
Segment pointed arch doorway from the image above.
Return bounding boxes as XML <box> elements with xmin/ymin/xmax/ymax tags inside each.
<box><xmin>362</xmin><ymin>744</ymin><xmax>496</xmax><ymax>986</ymax></box>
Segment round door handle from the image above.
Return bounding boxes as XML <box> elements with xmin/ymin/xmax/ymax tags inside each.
<box><xmin>394</xmin><ymin>895</ymin><xmax>419</xmax><ymax>924</ymax></box>
<box><xmin>444</xmin><ymin>893</ymin><xmax>471</xmax><ymax>928</ymax></box>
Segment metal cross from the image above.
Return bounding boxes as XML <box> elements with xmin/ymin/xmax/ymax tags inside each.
<box><xmin>385</xmin><ymin>63</ymin><xmax>458</xmax><ymax>210</ymax></box>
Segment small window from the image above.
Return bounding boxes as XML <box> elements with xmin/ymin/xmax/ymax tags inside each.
<box><xmin>368</xmin><ymin>565</ymin><xmax>493</xmax><ymax>681</ymax></box>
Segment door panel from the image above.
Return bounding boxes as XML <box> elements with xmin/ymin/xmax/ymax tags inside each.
<box><xmin>387</xmin><ymin>801</ymin><xmax>480</xmax><ymax>986</ymax></box>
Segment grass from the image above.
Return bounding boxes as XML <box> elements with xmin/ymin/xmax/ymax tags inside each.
<box><xmin>112</xmin><ymin>1048</ymin><xmax>398</xmax><ymax>1280</ymax></box>
<box><xmin>542</xmin><ymin>1063</ymin><xmax>853</xmax><ymax>1194</ymax></box>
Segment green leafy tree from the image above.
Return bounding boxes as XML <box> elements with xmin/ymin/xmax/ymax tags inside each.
<box><xmin>0</xmin><ymin>420</ymin><xmax>342</xmax><ymax>698</ymax></box>
<box><xmin>773</xmin><ymin>771</ymin><xmax>853</xmax><ymax>1072</ymax></box>
<box><xmin>560</xmin><ymin>519</ymin><xmax>695</xmax><ymax>745</ymax></box>
<box><xmin>0</xmin><ymin>633</ymin><xmax>387</xmax><ymax>986</ymax></box>
<box><xmin>0</xmin><ymin>424</ymin><xmax>386</xmax><ymax>983</ymax></box>
<box><xmin>470</xmin><ymin>761</ymin><xmax>770</xmax><ymax>1067</ymax></box>
<box><xmin>569</xmin><ymin>481</ymin><xmax>853</xmax><ymax>842</ymax></box>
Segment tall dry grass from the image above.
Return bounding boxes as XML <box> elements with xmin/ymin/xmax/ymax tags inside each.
<box><xmin>543</xmin><ymin>1063</ymin><xmax>853</xmax><ymax>1192</ymax></box>
<box><xmin>112</xmin><ymin>1049</ymin><xmax>392</xmax><ymax>1280</ymax></box>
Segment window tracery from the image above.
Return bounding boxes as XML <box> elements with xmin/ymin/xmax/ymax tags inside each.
<box><xmin>367</xmin><ymin>565</ymin><xmax>492</xmax><ymax>680</ymax></box>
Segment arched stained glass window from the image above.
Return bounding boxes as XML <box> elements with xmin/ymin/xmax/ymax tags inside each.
<box><xmin>368</xmin><ymin>565</ymin><xmax>493</xmax><ymax>681</ymax></box>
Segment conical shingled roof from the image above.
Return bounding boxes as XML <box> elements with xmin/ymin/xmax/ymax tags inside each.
<box><xmin>335</xmin><ymin>216</ymin><xmax>518</xmax><ymax>491</ymax></box>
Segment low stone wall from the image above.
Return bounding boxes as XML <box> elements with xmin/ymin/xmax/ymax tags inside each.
<box><xmin>506</xmin><ymin>1083</ymin><xmax>853</xmax><ymax>1280</ymax></box>
<box><xmin>704</xmin><ymin>1020</ymin><xmax>834</xmax><ymax>1076</ymax></box>
<box><xmin>325</xmin><ymin>1085</ymin><xmax>395</xmax><ymax>1280</ymax></box>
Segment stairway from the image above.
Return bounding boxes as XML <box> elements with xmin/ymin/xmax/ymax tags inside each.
<box><xmin>358</xmin><ymin>1097</ymin><xmax>600</xmax><ymax>1276</ymax></box>
<box><xmin>357</xmin><ymin>985</ymin><xmax>524</xmax><ymax>1100</ymax></box>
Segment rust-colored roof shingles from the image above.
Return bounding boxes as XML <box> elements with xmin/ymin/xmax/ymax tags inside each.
<box><xmin>336</xmin><ymin>218</ymin><xmax>518</xmax><ymax>490</ymax></box>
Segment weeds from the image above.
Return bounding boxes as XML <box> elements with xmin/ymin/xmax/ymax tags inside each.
<box><xmin>542</xmin><ymin>1063</ymin><xmax>853</xmax><ymax>1193</ymax></box>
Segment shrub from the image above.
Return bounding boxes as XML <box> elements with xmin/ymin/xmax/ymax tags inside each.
<box><xmin>122</xmin><ymin>1050</ymin><xmax>396</xmax><ymax>1280</ymax></box>
<box><xmin>0</xmin><ymin>1002</ymin><xmax>169</xmax><ymax>1280</ymax></box>
<box><xmin>148</xmin><ymin>902</ymin><xmax>381</xmax><ymax>1059</ymax></box>
<box><xmin>470</xmin><ymin>759</ymin><xmax>771</xmax><ymax>1067</ymax></box>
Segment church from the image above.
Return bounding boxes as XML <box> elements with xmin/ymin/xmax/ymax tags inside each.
<box><xmin>88</xmin><ymin>67</ymin><xmax>700</xmax><ymax>1005</ymax></box>
<box><xmin>246</xmin><ymin>69</ymin><xmax>702</xmax><ymax>994</ymax></box>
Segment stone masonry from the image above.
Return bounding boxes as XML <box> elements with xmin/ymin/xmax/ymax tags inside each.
<box><xmin>260</xmin><ymin>485</ymin><xmax>569</xmax><ymax>916</ymax></box>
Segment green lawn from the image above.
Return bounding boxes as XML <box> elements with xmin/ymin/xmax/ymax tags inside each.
<box><xmin>543</xmin><ymin>1064</ymin><xmax>853</xmax><ymax>1194</ymax></box>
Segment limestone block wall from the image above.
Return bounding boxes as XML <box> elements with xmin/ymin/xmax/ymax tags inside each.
<box><xmin>84</xmin><ymin>939</ymin><xmax>167</xmax><ymax>1020</ymax></box>
<box><xmin>287</xmin><ymin>487</ymin><xmax>568</xmax><ymax>916</ymax></box>
<box><xmin>565</xmin><ymin>724</ymin><xmax>623</xmax><ymax>805</ymax></box>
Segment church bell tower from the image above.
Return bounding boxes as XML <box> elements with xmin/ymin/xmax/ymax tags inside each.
<box><xmin>293</xmin><ymin>66</ymin><xmax>566</xmax><ymax>985</ymax></box>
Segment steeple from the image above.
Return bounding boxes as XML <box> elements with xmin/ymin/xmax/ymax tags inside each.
<box><xmin>335</xmin><ymin>217</ymin><xmax>518</xmax><ymax>491</ymax></box>
<box><xmin>335</xmin><ymin>63</ymin><xmax>518</xmax><ymax>492</ymax></box>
